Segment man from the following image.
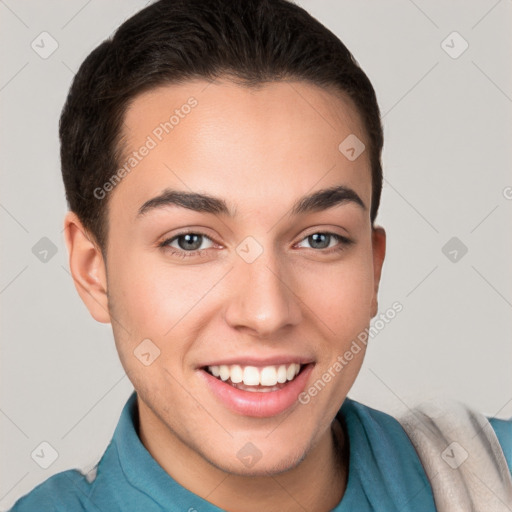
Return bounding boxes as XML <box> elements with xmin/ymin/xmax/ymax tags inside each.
<box><xmin>9</xmin><ymin>0</ymin><xmax>512</xmax><ymax>510</ymax></box>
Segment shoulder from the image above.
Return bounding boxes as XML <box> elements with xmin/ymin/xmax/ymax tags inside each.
<box><xmin>7</xmin><ymin>467</ymin><xmax>96</xmax><ymax>512</ymax></box>
<box><xmin>392</xmin><ymin>396</ymin><xmax>512</xmax><ymax>477</ymax></box>
<box><xmin>340</xmin><ymin>396</ymin><xmax>433</xmax><ymax>467</ymax></box>
<box><xmin>338</xmin><ymin>397</ymin><xmax>438</xmax><ymax>510</ymax></box>
<box><xmin>7</xmin><ymin>393</ymin><xmax>140</xmax><ymax>512</ymax></box>
<box><xmin>7</xmin><ymin>392</ymin><xmax>144</xmax><ymax>512</ymax></box>
<box><xmin>341</xmin><ymin>396</ymin><xmax>410</xmax><ymax>437</ymax></box>
<box><xmin>7</xmin><ymin>437</ymin><xmax>128</xmax><ymax>512</ymax></box>
<box><xmin>340</xmin><ymin>397</ymin><xmax>512</xmax><ymax>475</ymax></box>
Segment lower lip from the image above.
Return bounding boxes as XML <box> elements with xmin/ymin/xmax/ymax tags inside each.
<box><xmin>200</xmin><ymin>364</ymin><xmax>314</xmax><ymax>418</ymax></box>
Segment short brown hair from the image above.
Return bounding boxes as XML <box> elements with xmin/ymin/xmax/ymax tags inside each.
<box><xmin>59</xmin><ymin>0</ymin><xmax>383</xmax><ymax>253</ymax></box>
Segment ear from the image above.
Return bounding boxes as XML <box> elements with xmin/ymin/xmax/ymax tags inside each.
<box><xmin>63</xmin><ymin>211</ymin><xmax>111</xmax><ymax>324</ymax></box>
<box><xmin>370</xmin><ymin>226</ymin><xmax>386</xmax><ymax>318</ymax></box>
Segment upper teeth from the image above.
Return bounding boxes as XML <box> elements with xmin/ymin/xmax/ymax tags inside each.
<box><xmin>208</xmin><ymin>363</ymin><xmax>301</xmax><ymax>386</ymax></box>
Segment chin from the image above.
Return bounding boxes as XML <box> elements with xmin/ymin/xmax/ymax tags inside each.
<box><xmin>203</xmin><ymin>440</ymin><xmax>310</xmax><ymax>477</ymax></box>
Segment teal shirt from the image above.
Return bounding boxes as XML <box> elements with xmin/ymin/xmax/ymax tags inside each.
<box><xmin>8</xmin><ymin>391</ymin><xmax>512</xmax><ymax>511</ymax></box>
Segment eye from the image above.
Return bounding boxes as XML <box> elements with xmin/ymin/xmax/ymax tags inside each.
<box><xmin>159</xmin><ymin>232</ymin><xmax>215</xmax><ymax>258</ymax></box>
<box><xmin>296</xmin><ymin>232</ymin><xmax>353</xmax><ymax>253</ymax></box>
<box><xmin>158</xmin><ymin>230</ymin><xmax>353</xmax><ymax>259</ymax></box>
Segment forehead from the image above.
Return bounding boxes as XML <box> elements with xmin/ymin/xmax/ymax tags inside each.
<box><xmin>112</xmin><ymin>78</ymin><xmax>371</xmax><ymax>222</ymax></box>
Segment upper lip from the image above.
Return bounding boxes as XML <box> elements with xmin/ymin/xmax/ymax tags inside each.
<box><xmin>199</xmin><ymin>356</ymin><xmax>315</xmax><ymax>368</ymax></box>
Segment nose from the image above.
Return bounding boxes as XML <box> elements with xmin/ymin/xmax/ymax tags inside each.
<box><xmin>224</xmin><ymin>247</ymin><xmax>302</xmax><ymax>338</ymax></box>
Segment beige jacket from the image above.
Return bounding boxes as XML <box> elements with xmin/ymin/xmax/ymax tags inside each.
<box><xmin>397</xmin><ymin>399</ymin><xmax>512</xmax><ymax>511</ymax></box>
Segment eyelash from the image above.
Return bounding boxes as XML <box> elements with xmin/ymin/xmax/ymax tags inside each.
<box><xmin>158</xmin><ymin>231</ymin><xmax>353</xmax><ymax>259</ymax></box>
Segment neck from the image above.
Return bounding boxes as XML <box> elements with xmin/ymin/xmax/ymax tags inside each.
<box><xmin>138</xmin><ymin>399</ymin><xmax>348</xmax><ymax>512</ymax></box>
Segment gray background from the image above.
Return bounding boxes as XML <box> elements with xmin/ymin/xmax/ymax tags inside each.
<box><xmin>1</xmin><ymin>0</ymin><xmax>511</xmax><ymax>508</ymax></box>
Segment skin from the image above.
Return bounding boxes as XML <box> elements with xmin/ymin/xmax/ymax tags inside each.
<box><xmin>64</xmin><ymin>78</ymin><xmax>386</xmax><ymax>512</ymax></box>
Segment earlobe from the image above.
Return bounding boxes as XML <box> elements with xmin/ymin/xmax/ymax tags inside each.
<box><xmin>370</xmin><ymin>226</ymin><xmax>386</xmax><ymax>318</ymax></box>
<box><xmin>63</xmin><ymin>211</ymin><xmax>111</xmax><ymax>324</ymax></box>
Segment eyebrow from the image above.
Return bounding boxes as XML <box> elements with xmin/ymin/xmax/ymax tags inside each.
<box><xmin>136</xmin><ymin>184</ymin><xmax>366</xmax><ymax>219</ymax></box>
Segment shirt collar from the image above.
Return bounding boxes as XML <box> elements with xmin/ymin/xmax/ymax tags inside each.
<box><xmin>112</xmin><ymin>391</ymin><xmax>434</xmax><ymax>511</ymax></box>
<box><xmin>113</xmin><ymin>390</ymin><xmax>225</xmax><ymax>511</ymax></box>
<box><xmin>333</xmin><ymin>398</ymin><xmax>435</xmax><ymax>511</ymax></box>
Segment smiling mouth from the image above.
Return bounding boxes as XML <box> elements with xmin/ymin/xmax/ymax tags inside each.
<box><xmin>203</xmin><ymin>363</ymin><xmax>305</xmax><ymax>392</ymax></box>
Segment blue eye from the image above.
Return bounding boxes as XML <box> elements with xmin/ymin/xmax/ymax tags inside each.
<box><xmin>297</xmin><ymin>232</ymin><xmax>352</xmax><ymax>251</ymax></box>
<box><xmin>159</xmin><ymin>231</ymin><xmax>353</xmax><ymax>259</ymax></box>
<box><xmin>159</xmin><ymin>232</ymin><xmax>214</xmax><ymax>258</ymax></box>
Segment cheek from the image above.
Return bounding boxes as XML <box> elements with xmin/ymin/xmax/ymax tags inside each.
<box><xmin>297</xmin><ymin>248</ymin><xmax>375</xmax><ymax>336</ymax></box>
<box><xmin>107</xmin><ymin>250</ymin><xmax>225</xmax><ymax>350</ymax></box>
<box><xmin>108</xmin><ymin>248</ymin><xmax>188</xmax><ymax>329</ymax></box>
<box><xmin>108</xmin><ymin>235</ymin><xmax>375</xmax><ymax>345</ymax></box>
<box><xmin>105</xmin><ymin>247</ymin><xmax>174</xmax><ymax>365</ymax></box>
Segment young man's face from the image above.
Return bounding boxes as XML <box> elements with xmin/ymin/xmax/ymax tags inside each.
<box><xmin>67</xmin><ymin>79</ymin><xmax>385</xmax><ymax>476</ymax></box>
